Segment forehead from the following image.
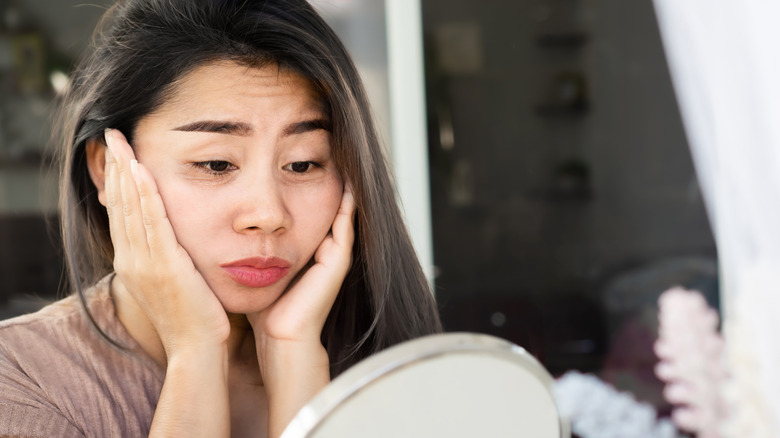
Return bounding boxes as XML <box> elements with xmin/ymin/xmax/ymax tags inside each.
<box><xmin>153</xmin><ymin>61</ymin><xmax>325</xmax><ymax>117</ymax></box>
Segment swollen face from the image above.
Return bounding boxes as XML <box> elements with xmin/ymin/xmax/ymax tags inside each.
<box><xmin>132</xmin><ymin>61</ymin><xmax>343</xmax><ymax>315</ymax></box>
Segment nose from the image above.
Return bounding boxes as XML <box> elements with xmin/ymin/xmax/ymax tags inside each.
<box><xmin>231</xmin><ymin>174</ymin><xmax>289</xmax><ymax>234</ymax></box>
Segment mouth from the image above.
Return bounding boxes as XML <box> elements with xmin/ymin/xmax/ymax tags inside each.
<box><xmin>220</xmin><ymin>257</ymin><xmax>291</xmax><ymax>288</ymax></box>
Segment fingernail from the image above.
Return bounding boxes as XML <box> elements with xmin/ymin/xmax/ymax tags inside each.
<box><xmin>130</xmin><ymin>159</ymin><xmax>140</xmax><ymax>183</ymax></box>
<box><xmin>104</xmin><ymin>128</ymin><xmax>114</xmax><ymax>149</ymax></box>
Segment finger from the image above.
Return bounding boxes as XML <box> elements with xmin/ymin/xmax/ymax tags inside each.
<box><xmin>312</xmin><ymin>182</ymin><xmax>354</xmax><ymax>271</ymax></box>
<box><xmin>104</xmin><ymin>131</ymin><xmax>130</xmax><ymax>258</ymax></box>
<box><xmin>331</xmin><ymin>181</ymin><xmax>355</xmax><ymax>250</ymax></box>
<box><xmin>122</xmin><ymin>160</ymin><xmax>150</xmax><ymax>256</ymax></box>
<box><xmin>106</xmin><ymin>129</ymin><xmax>149</xmax><ymax>258</ymax></box>
<box><xmin>133</xmin><ymin>160</ymin><xmax>181</xmax><ymax>260</ymax></box>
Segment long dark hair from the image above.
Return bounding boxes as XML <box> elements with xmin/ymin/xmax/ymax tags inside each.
<box><xmin>57</xmin><ymin>0</ymin><xmax>441</xmax><ymax>376</ymax></box>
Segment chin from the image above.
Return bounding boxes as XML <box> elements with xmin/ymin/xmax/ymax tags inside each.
<box><xmin>214</xmin><ymin>286</ymin><xmax>284</xmax><ymax>315</ymax></box>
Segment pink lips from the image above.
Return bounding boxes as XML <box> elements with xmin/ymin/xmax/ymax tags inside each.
<box><xmin>221</xmin><ymin>257</ymin><xmax>291</xmax><ymax>288</ymax></box>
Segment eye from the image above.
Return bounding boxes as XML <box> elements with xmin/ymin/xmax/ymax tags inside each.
<box><xmin>192</xmin><ymin>160</ymin><xmax>236</xmax><ymax>175</ymax></box>
<box><xmin>284</xmin><ymin>161</ymin><xmax>320</xmax><ymax>174</ymax></box>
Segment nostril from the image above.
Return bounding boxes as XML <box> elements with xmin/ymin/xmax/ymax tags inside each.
<box><xmin>232</xmin><ymin>196</ymin><xmax>288</xmax><ymax>233</ymax></box>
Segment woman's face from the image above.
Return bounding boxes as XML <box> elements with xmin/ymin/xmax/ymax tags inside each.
<box><xmin>131</xmin><ymin>61</ymin><xmax>343</xmax><ymax>314</ymax></box>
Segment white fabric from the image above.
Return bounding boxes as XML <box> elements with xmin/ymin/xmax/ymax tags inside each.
<box><xmin>652</xmin><ymin>1</ymin><xmax>780</xmax><ymax>436</ymax></box>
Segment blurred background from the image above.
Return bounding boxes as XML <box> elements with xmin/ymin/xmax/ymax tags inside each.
<box><xmin>0</xmin><ymin>0</ymin><xmax>718</xmax><ymax>419</ymax></box>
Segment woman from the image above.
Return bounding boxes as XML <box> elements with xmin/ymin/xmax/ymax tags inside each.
<box><xmin>0</xmin><ymin>1</ymin><xmax>442</xmax><ymax>437</ymax></box>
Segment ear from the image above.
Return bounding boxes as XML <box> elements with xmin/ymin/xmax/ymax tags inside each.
<box><xmin>85</xmin><ymin>137</ymin><xmax>108</xmax><ymax>206</ymax></box>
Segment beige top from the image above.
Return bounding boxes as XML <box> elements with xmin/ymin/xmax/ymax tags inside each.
<box><xmin>0</xmin><ymin>276</ymin><xmax>164</xmax><ymax>437</ymax></box>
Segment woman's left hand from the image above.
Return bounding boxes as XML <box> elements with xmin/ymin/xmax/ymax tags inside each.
<box><xmin>248</xmin><ymin>181</ymin><xmax>355</xmax><ymax>342</ymax></box>
<box><xmin>247</xmin><ymin>182</ymin><xmax>355</xmax><ymax>437</ymax></box>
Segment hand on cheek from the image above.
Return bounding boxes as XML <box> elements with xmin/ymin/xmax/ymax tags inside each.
<box><xmin>248</xmin><ymin>181</ymin><xmax>355</xmax><ymax>344</ymax></box>
<box><xmin>248</xmin><ymin>182</ymin><xmax>355</xmax><ymax>438</ymax></box>
<box><xmin>103</xmin><ymin>129</ymin><xmax>231</xmax><ymax>358</ymax></box>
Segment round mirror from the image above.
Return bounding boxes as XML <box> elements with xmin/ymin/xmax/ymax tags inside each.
<box><xmin>282</xmin><ymin>333</ymin><xmax>564</xmax><ymax>438</ymax></box>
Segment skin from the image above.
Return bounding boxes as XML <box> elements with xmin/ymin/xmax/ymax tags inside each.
<box><xmin>85</xmin><ymin>61</ymin><xmax>355</xmax><ymax>437</ymax></box>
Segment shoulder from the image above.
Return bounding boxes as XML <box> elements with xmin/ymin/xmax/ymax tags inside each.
<box><xmin>0</xmin><ymin>275</ymin><xmax>163</xmax><ymax>437</ymax></box>
<box><xmin>0</xmin><ymin>292</ymin><xmax>88</xmax><ymax>380</ymax></box>
<box><xmin>0</xmin><ymin>294</ymin><xmax>83</xmax><ymax>348</ymax></box>
<box><xmin>0</xmin><ymin>277</ymin><xmax>110</xmax><ymax>374</ymax></box>
<box><xmin>0</xmin><ymin>294</ymin><xmax>88</xmax><ymax>437</ymax></box>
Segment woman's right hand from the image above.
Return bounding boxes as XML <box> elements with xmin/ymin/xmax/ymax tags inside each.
<box><xmin>105</xmin><ymin>129</ymin><xmax>232</xmax><ymax>437</ymax></box>
<box><xmin>103</xmin><ymin>128</ymin><xmax>230</xmax><ymax>358</ymax></box>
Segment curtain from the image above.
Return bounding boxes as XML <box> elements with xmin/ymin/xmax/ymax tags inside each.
<box><xmin>652</xmin><ymin>1</ymin><xmax>780</xmax><ymax>436</ymax></box>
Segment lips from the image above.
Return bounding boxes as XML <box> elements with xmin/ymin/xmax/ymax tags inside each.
<box><xmin>220</xmin><ymin>257</ymin><xmax>291</xmax><ymax>288</ymax></box>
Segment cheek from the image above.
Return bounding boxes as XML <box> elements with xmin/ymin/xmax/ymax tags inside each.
<box><xmin>151</xmin><ymin>176</ymin><xmax>222</xmax><ymax>251</ymax></box>
<box><xmin>288</xmin><ymin>181</ymin><xmax>343</xmax><ymax>242</ymax></box>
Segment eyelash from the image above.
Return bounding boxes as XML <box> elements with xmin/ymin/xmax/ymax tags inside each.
<box><xmin>191</xmin><ymin>160</ymin><xmax>323</xmax><ymax>177</ymax></box>
<box><xmin>191</xmin><ymin>160</ymin><xmax>236</xmax><ymax>177</ymax></box>
<box><xmin>284</xmin><ymin>161</ymin><xmax>323</xmax><ymax>174</ymax></box>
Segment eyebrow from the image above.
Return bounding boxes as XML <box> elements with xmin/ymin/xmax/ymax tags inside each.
<box><xmin>171</xmin><ymin>118</ymin><xmax>331</xmax><ymax>137</ymax></box>
<box><xmin>172</xmin><ymin>120</ymin><xmax>252</xmax><ymax>136</ymax></box>
<box><xmin>283</xmin><ymin>119</ymin><xmax>332</xmax><ymax>136</ymax></box>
